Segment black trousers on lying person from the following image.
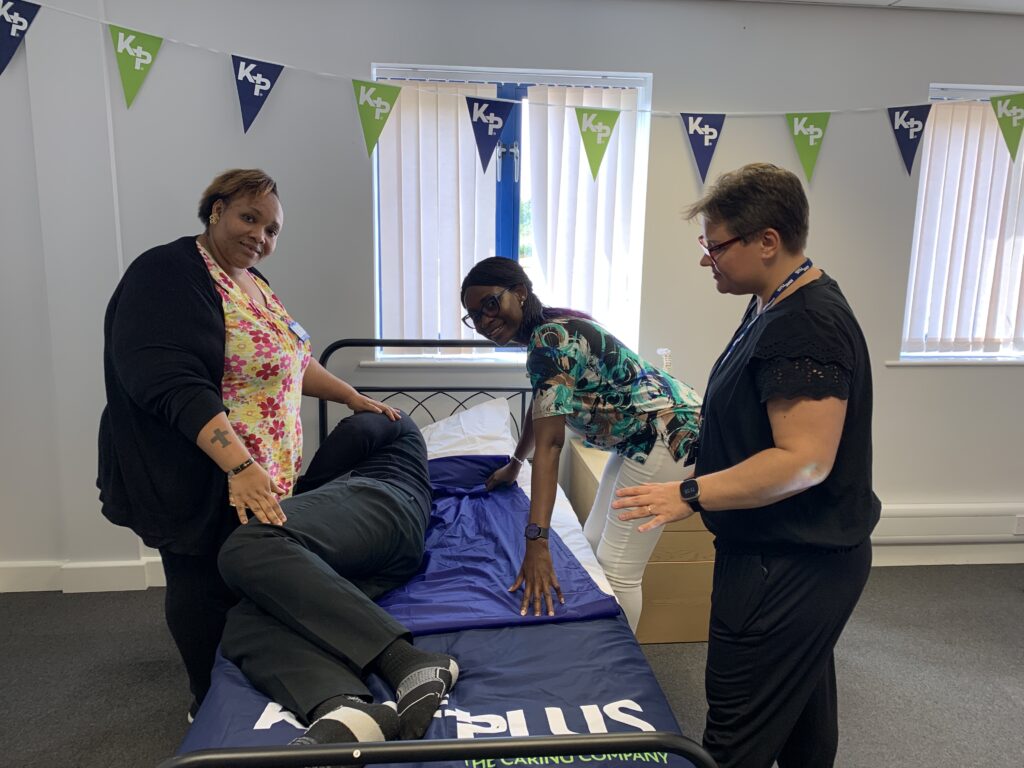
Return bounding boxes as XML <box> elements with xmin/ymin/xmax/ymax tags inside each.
<box><xmin>218</xmin><ymin>412</ymin><xmax>431</xmax><ymax>723</ymax></box>
<box><xmin>702</xmin><ymin>541</ymin><xmax>872</xmax><ymax>768</ymax></box>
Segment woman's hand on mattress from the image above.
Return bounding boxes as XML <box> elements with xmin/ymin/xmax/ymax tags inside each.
<box><xmin>510</xmin><ymin>543</ymin><xmax>564</xmax><ymax>617</ymax></box>
<box><xmin>612</xmin><ymin>482</ymin><xmax>696</xmax><ymax>533</ymax></box>
<box><xmin>228</xmin><ymin>463</ymin><xmax>287</xmax><ymax>527</ymax></box>
<box><xmin>485</xmin><ymin>461</ymin><xmax>520</xmax><ymax>491</ymax></box>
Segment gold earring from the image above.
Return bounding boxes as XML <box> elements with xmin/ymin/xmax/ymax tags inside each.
<box><xmin>209</xmin><ymin>213</ymin><xmax>220</xmax><ymax>225</ymax></box>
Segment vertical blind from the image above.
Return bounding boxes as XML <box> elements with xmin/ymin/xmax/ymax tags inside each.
<box><xmin>376</xmin><ymin>81</ymin><xmax>498</xmax><ymax>343</ymax></box>
<box><xmin>375</xmin><ymin>77</ymin><xmax>649</xmax><ymax>351</ymax></box>
<box><xmin>524</xmin><ymin>85</ymin><xmax>646</xmax><ymax>348</ymax></box>
<box><xmin>903</xmin><ymin>101</ymin><xmax>1024</xmax><ymax>356</ymax></box>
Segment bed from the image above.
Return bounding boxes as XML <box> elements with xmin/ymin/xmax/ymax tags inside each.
<box><xmin>161</xmin><ymin>339</ymin><xmax>714</xmax><ymax>768</ymax></box>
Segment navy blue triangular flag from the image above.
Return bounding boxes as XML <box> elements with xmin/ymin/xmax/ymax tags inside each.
<box><xmin>231</xmin><ymin>55</ymin><xmax>285</xmax><ymax>133</ymax></box>
<box><xmin>887</xmin><ymin>104</ymin><xmax>932</xmax><ymax>174</ymax></box>
<box><xmin>680</xmin><ymin>113</ymin><xmax>726</xmax><ymax>183</ymax></box>
<box><xmin>465</xmin><ymin>96</ymin><xmax>516</xmax><ymax>172</ymax></box>
<box><xmin>0</xmin><ymin>1</ymin><xmax>40</xmax><ymax>78</ymax></box>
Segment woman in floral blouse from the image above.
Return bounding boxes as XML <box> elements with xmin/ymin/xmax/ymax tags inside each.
<box><xmin>460</xmin><ymin>257</ymin><xmax>701</xmax><ymax>630</ymax></box>
<box><xmin>98</xmin><ymin>169</ymin><xmax>396</xmax><ymax>713</ymax></box>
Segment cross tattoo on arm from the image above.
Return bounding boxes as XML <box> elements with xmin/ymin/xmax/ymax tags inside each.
<box><xmin>210</xmin><ymin>428</ymin><xmax>232</xmax><ymax>448</ymax></box>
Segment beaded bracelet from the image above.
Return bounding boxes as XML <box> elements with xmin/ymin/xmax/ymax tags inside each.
<box><xmin>509</xmin><ymin>455</ymin><xmax>524</xmax><ymax>466</ymax></box>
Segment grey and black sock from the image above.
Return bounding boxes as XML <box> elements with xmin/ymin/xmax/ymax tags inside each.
<box><xmin>374</xmin><ymin>639</ymin><xmax>459</xmax><ymax>740</ymax></box>
<box><xmin>290</xmin><ymin>695</ymin><xmax>399</xmax><ymax>747</ymax></box>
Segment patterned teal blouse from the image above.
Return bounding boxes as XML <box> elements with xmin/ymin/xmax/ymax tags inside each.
<box><xmin>527</xmin><ymin>317</ymin><xmax>702</xmax><ymax>463</ymax></box>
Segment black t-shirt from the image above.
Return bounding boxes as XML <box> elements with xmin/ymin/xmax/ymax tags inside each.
<box><xmin>695</xmin><ymin>274</ymin><xmax>881</xmax><ymax>553</ymax></box>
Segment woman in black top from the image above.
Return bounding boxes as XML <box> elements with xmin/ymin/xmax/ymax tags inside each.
<box><xmin>98</xmin><ymin>169</ymin><xmax>396</xmax><ymax>714</ymax></box>
<box><xmin>614</xmin><ymin>163</ymin><xmax>880</xmax><ymax>768</ymax></box>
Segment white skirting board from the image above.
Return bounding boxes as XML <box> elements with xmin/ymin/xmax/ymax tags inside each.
<box><xmin>871</xmin><ymin>541</ymin><xmax>1024</xmax><ymax>566</ymax></box>
<box><xmin>1</xmin><ymin>503</ymin><xmax>1022</xmax><ymax>592</ymax></box>
<box><xmin>0</xmin><ymin>556</ymin><xmax>166</xmax><ymax>593</ymax></box>
<box><xmin>871</xmin><ymin>501</ymin><xmax>1024</xmax><ymax>563</ymax></box>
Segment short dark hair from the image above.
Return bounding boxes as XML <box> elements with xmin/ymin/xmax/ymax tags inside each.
<box><xmin>685</xmin><ymin>163</ymin><xmax>809</xmax><ymax>253</ymax></box>
<box><xmin>197</xmin><ymin>169</ymin><xmax>279</xmax><ymax>224</ymax></box>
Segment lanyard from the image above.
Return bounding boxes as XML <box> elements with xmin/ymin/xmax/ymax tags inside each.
<box><xmin>689</xmin><ymin>258</ymin><xmax>814</xmax><ymax>465</ymax></box>
<box><xmin>710</xmin><ymin>258</ymin><xmax>813</xmax><ymax>380</ymax></box>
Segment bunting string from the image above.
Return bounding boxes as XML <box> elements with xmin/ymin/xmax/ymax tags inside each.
<box><xmin>5</xmin><ymin>1</ymin><xmax>1007</xmax><ymax>117</ymax></box>
<box><xmin>5</xmin><ymin>1</ymin><xmax>1023</xmax><ymax>179</ymax></box>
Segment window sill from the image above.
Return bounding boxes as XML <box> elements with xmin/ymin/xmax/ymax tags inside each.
<box><xmin>885</xmin><ymin>358</ymin><xmax>1024</xmax><ymax>367</ymax></box>
<box><xmin>359</xmin><ymin>356</ymin><xmax>527</xmax><ymax>371</ymax></box>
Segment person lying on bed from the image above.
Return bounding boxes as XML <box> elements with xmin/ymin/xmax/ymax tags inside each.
<box><xmin>460</xmin><ymin>257</ymin><xmax>701</xmax><ymax>629</ymax></box>
<box><xmin>216</xmin><ymin>410</ymin><xmax>458</xmax><ymax>746</ymax></box>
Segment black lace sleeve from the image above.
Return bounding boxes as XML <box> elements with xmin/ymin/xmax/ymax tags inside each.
<box><xmin>752</xmin><ymin>310</ymin><xmax>854</xmax><ymax>402</ymax></box>
<box><xmin>755</xmin><ymin>356</ymin><xmax>850</xmax><ymax>402</ymax></box>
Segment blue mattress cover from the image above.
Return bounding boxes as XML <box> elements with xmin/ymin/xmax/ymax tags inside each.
<box><xmin>179</xmin><ymin>456</ymin><xmax>694</xmax><ymax>767</ymax></box>
<box><xmin>181</xmin><ymin>617</ymin><xmax>694</xmax><ymax>768</ymax></box>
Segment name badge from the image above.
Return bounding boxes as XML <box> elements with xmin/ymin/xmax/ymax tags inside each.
<box><xmin>287</xmin><ymin>319</ymin><xmax>310</xmax><ymax>342</ymax></box>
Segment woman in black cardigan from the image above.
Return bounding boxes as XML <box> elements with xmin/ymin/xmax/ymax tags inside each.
<box><xmin>98</xmin><ymin>169</ymin><xmax>396</xmax><ymax>714</ymax></box>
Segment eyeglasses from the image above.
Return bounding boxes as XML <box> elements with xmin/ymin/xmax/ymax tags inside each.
<box><xmin>698</xmin><ymin>233</ymin><xmax>750</xmax><ymax>271</ymax></box>
<box><xmin>698</xmin><ymin>234</ymin><xmax>747</xmax><ymax>259</ymax></box>
<box><xmin>462</xmin><ymin>287</ymin><xmax>512</xmax><ymax>329</ymax></box>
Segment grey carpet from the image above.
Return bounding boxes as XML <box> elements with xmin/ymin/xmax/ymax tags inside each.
<box><xmin>0</xmin><ymin>564</ymin><xmax>1021</xmax><ymax>767</ymax></box>
<box><xmin>642</xmin><ymin>563</ymin><xmax>1024</xmax><ymax>768</ymax></box>
<box><xmin>0</xmin><ymin>590</ymin><xmax>187</xmax><ymax>768</ymax></box>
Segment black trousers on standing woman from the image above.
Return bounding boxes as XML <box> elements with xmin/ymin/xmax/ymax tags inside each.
<box><xmin>159</xmin><ymin>543</ymin><xmax>239</xmax><ymax>711</ymax></box>
<box><xmin>702</xmin><ymin>540</ymin><xmax>872</xmax><ymax>768</ymax></box>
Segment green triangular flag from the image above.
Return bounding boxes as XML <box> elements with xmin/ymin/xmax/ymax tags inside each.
<box><xmin>575</xmin><ymin>107</ymin><xmax>620</xmax><ymax>179</ymax></box>
<box><xmin>990</xmin><ymin>92</ymin><xmax>1024</xmax><ymax>162</ymax></box>
<box><xmin>108</xmin><ymin>26</ymin><xmax>162</xmax><ymax>108</ymax></box>
<box><xmin>352</xmin><ymin>79</ymin><xmax>402</xmax><ymax>156</ymax></box>
<box><xmin>786</xmin><ymin>112</ymin><xmax>830</xmax><ymax>182</ymax></box>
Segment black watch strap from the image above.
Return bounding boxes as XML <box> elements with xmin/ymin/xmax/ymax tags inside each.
<box><xmin>525</xmin><ymin>523</ymin><xmax>549</xmax><ymax>540</ymax></box>
<box><xmin>679</xmin><ymin>479</ymin><xmax>704</xmax><ymax>513</ymax></box>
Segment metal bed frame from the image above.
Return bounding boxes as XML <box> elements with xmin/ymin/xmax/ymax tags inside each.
<box><xmin>159</xmin><ymin>338</ymin><xmax>717</xmax><ymax>768</ymax></box>
<box><xmin>317</xmin><ymin>339</ymin><xmax>532</xmax><ymax>445</ymax></box>
<box><xmin>158</xmin><ymin>732</ymin><xmax>716</xmax><ymax>768</ymax></box>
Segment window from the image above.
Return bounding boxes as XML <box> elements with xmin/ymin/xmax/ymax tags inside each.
<box><xmin>371</xmin><ymin>64</ymin><xmax>652</xmax><ymax>359</ymax></box>
<box><xmin>901</xmin><ymin>84</ymin><xmax>1024</xmax><ymax>360</ymax></box>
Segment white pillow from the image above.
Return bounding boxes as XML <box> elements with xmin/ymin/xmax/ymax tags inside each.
<box><xmin>419</xmin><ymin>397</ymin><xmax>534</xmax><ymax>486</ymax></box>
<box><xmin>420</xmin><ymin>397</ymin><xmax>517</xmax><ymax>458</ymax></box>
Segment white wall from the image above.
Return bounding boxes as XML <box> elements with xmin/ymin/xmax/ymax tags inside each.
<box><xmin>2</xmin><ymin>0</ymin><xmax>1022</xmax><ymax>591</ymax></box>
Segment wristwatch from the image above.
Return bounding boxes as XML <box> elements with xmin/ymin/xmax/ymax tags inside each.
<box><xmin>524</xmin><ymin>523</ymin><xmax>549</xmax><ymax>540</ymax></box>
<box><xmin>679</xmin><ymin>478</ymin><xmax>704</xmax><ymax>513</ymax></box>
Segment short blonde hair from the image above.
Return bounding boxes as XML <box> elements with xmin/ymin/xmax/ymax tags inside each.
<box><xmin>197</xmin><ymin>169</ymin><xmax>279</xmax><ymax>223</ymax></box>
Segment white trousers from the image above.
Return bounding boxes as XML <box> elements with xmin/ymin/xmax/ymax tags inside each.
<box><xmin>583</xmin><ymin>439</ymin><xmax>693</xmax><ymax>631</ymax></box>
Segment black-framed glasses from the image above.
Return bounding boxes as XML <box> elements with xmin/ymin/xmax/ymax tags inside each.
<box><xmin>462</xmin><ymin>287</ymin><xmax>512</xmax><ymax>329</ymax></box>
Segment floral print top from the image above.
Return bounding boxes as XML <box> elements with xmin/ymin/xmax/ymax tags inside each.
<box><xmin>527</xmin><ymin>317</ymin><xmax>701</xmax><ymax>463</ymax></box>
<box><xmin>198</xmin><ymin>241</ymin><xmax>311</xmax><ymax>497</ymax></box>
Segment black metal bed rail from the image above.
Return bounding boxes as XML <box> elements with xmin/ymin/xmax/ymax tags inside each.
<box><xmin>156</xmin><ymin>731</ymin><xmax>717</xmax><ymax>768</ymax></box>
<box><xmin>317</xmin><ymin>338</ymin><xmax>530</xmax><ymax>445</ymax></box>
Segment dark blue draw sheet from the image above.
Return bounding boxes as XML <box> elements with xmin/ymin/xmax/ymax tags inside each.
<box><xmin>378</xmin><ymin>455</ymin><xmax>620</xmax><ymax>632</ymax></box>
